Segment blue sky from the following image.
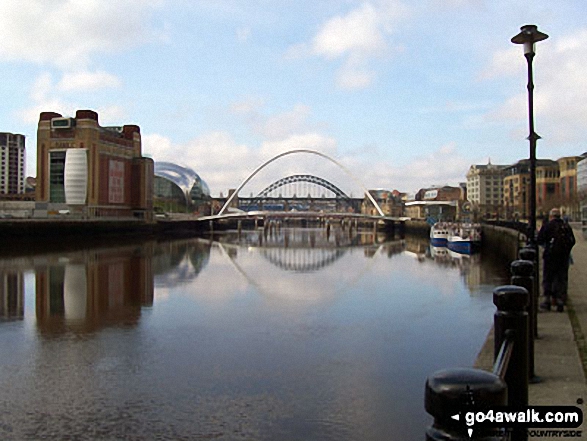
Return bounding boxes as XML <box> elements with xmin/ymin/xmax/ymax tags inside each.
<box><xmin>1</xmin><ymin>0</ymin><xmax>586</xmax><ymax>197</ymax></box>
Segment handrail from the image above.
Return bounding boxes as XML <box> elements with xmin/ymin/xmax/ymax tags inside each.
<box><xmin>493</xmin><ymin>329</ymin><xmax>515</xmax><ymax>379</ymax></box>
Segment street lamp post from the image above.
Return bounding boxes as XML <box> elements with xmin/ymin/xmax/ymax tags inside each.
<box><xmin>511</xmin><ymin>24</ymin><xmax>549</xmax><ymax>243</ymax></box>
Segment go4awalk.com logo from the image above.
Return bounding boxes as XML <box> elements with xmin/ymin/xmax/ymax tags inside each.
<box><xmin>451</xmin><ymin>406</ymin><xmax>583</xmax><ymax>438</ymax></box>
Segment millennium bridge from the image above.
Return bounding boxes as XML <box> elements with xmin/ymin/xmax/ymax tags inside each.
<box><xmin>159</xmin><ymin>149</ymin><xmax>407</xmax><ymax>235</ymax></box>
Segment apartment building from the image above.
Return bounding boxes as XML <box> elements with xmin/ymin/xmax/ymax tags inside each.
<box><xmin>466</xmin><ymin>161</ymin><xmax>506</xmax><ymax>218</ymax></box>
<box><xmin>0</xmin><ymin>132</ymin><xmax>26</xmax><ymax>196</ymax></box>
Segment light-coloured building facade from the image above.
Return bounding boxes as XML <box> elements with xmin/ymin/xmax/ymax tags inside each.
<box><xmin>36</xmin><ymin>110</ymin><xmax>154</xmax><ymax>219</ymax></box>
<box><xmin>0</xmin><ymin>132</ymin><xmax>26</xmax><ymax>196</ymax></box>
<box><xmin>466</xmin><ymin>161</ymin><xmax>506</xmax><ymax>218</ymax></box>
<box><xmin>577</xmin><ymin>156</ymin><xmax>587</xmax><ymax>226</ymax></box>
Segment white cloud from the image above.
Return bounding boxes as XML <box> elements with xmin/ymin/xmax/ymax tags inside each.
<box><xmin>143</xmin><ymin>130</ymin><xmax>344</xmax><ymax>197</ymax></box>
<box><xmin>18</xmin><ymin>98</ymin><xmax>72</xmax><ymax>125</ymax></box>
<box><xmin>312</xmin><ymin>3</ymin><xmax>386</xmax><ymax>59</ymax></box>
<box><xmin>348</xmin><ymin>142</ymin><xmax>470</xmax><ymax>194</ymax></box>
<box><xmin>96</xmin><ymin>105</ymin><xmax>127</xmax><ymax>124</ymax></box>
<box><xmin>17</xmin><ymin>73</ymin><xmax>71</xmax><ymax>123</ymax></box>
<box><xmin>58</xmin><ymin>71</ymin><xmax>122</xmax><ymax>91</ymax></box>
<box><xmin>336</xmin><ymin>56</ymin><xmax>376</xmax><ymax>90</ymax></box>
<box><xmin>484</xmin><ymin>28</ymin><xmax>587</xmax><ymax>143</ymax></box>
<box><xmin>0</xmin><ymin>0</ymin><xmax>164</xmax><ymax>69</ymax></box>
<box><xmin>230</xmin><ymin>101</ymin><xmax>325</xmax><ymax>141</ymax></box>
<box><xmin>17</xmin><ymin>71</ymin><xmax>125</xmax><ymax>124</ymax></box>
<box><xmin>144</xmin><ymin>127</ymin><xmax>466</xmax><ymax>197</ymax></box>
<box><xmin>143</xmin><ymin>131</ymin><xmax>254</xmax><ymax>194</ymax></box>
<box><xmin>429</xmin><ymin>0</ymin><xmax>484</xmax><ymax>8</ymax></box>
<box><xmin>259</xmin><ymin>133</ymin><xmax>338</xmax><ymax>160</ymax></box>
<box><xmin>257</xmin><ymin>104</ymin><xmax>313</xmax><ymax>140</ymax></box>
<box><xmin>286</xmin><ymin>1</ymin><xmax>409</xmax><ymax>90</ymax></box>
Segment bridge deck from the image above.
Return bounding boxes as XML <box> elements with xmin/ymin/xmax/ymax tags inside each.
<box><xmin>197</xmin><ymin>211</ymin><xmax>407</xmax><ymax>223</ymax></box>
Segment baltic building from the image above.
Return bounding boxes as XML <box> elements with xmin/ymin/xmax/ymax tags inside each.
<box><xmin>36</xmin><ymin>110</ymin><xmax>154</xmax><ymax>218</ymax></box>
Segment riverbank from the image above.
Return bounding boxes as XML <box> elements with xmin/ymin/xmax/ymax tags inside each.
<box><xmin>404</xmin><ymin>219</ymin><xmax>523</xmax><ymax>262</ymax></box>
<box><xmin>0</xmin><ymin>218</ymin><xmax>213</xmax><ymax>257</ymax></box>
<box><xmin>474</xmin><ymin>224</ymin><xmax>587</xmax><ymax>439</ymax></box>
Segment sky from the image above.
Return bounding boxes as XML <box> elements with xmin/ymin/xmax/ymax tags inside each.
<box><xmin>1</xmin><ymin>0</ymin><xmax>586</xmax><ymax>197</ymax></box>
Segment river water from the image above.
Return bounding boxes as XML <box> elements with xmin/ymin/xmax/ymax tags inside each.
<box><xmin>0</xmin><ymin>227</ymin><xmax>510</xmax><ymax>440</ymax></box>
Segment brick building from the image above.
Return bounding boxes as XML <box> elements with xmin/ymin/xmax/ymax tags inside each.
<box><xmin>405</xmin><ymin>186</ymin><xmax>465</xmax><ymax>221</ymax></box>
<box><xmin>557</xmin><ymin>156</ymin><xmax>583</xmax><ymax>220</ymax></box>
<box><xmin>36</xmin><ymin>109</ymin><xmax>153</xmax><ymax>219</ymax></box>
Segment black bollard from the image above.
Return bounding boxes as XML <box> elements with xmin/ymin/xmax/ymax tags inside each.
<box><xmin>518</xmin><ymin>246</ymin><xmax>538</xmax><ymax>339</ymax></box>
<box><xmin>510</xmin><ymin>260</ymin><xmax>539</xmax><ymax>383</ymax></box>
<box><xmin>493</xmin><ymin>285</ymin><xmax>529</xmax><ymax>409</ymax></box>
<box><xmin>425</xmin><ymin>368</ymin><xmax>507</xmax><ymax>440</ymax></box>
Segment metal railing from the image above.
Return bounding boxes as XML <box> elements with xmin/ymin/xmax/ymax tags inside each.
<box><xmin>424</xmin><ymin>248</ymin><xmax>539</xmax><ymax>440</ymax></box>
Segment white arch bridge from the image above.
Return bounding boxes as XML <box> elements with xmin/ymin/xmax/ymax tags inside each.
<box><xmin>159</xmin><ymin>149</ymin><xmax>407</xmax><ymax>234</ymax></box>
<box><xmin>238</xmin><ymin>174</ymin><xmax>360</xmax><ymax>213</ymax></box>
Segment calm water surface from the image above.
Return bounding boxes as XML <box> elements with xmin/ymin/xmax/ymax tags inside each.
<box><xmin>0</xmin><ymin>228</ymin><xmax>509</xmax><ymax>440</ymax></box>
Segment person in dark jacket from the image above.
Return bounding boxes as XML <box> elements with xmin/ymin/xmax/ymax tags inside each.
<box><xmin>537</xmin><ymin>208</ymin><xmax>576</xmax><ymax>312</ymax></box>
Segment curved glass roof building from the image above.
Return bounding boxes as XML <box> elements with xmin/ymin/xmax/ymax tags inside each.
<box><xmin>153</xmin><ymin>162</ymin><xmax>210</xmax><ymax>205</ymax></box>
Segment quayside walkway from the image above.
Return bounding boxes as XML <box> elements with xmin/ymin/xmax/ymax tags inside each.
<box><xmin>475</xmin><ymin>224</ymin><xmax>587</xmax><ymax>439</ymax></box>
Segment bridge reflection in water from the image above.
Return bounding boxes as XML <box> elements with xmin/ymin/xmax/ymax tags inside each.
<box><xmin>0</xmin><ymin>229</ymin><xmax>509</xmax><ymax>441</ymax></box>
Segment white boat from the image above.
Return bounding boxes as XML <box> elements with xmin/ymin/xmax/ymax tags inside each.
<box><xmin>447</xmin><ymin>224</ymin><xmax>482</xmax><ymax>255</ymax></box>
<box><xmin>430</xmin><ymin>222</ymin><xmax>450</xmax><ymax>247</ymax></box>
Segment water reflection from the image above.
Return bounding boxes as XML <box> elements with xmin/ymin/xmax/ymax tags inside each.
<box><xmin>34</xmin><ymin>247</ymin><xmax>152</xmax><ymax>334</ymax></box>
<box><xmin>0</xmin><ymin>271</ymin><xmax>24</xmax><ymax>320</ymax></box>
<box><xmin>210</xmin><ymin>229</ymin><xmax>406</xmax><ymax>306</ymax></box>
<box><xmin>0</xmin><ymin>230</ymin><xmax>510</xmax><ymax>441</ymax></box>
<box><xmin>215</xmin><ymin>228</ymin><xmax>404</xmax><ymax>274</ymax></box>
<box><xmin>152</xmin><ymin>240</ymin><xmax>211</xmax><ymax>286</ymax></box>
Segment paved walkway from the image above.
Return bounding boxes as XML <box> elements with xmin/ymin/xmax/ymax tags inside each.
<box><xmin>475</xmin><ymin>224</ymin><xmax>587</xmax><ymax>440</ymax></box>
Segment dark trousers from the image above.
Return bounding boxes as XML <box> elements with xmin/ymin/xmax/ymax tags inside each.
<box><xmin>542</xmin><ymin>257</ymin><xmax>570</xmax><ymax>304</ymax></box>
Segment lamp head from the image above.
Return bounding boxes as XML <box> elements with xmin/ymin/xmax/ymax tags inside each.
<box><xmin>511</xmin><ymin>24</ymin><xmax>549</xmax><ymax>55</ymax></box>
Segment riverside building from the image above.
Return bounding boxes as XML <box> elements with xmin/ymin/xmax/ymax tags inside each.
<box><xmin>36</xmin><ymin>110</ymin><xmax>154</xmax><ymax>219</ymax></box>
<box><xmin>466</xmin><ymin>161</ymin><xmax>506</xmax><ymax>219</ymax></box>
<box><xmin>0</xmin><ymin>132</ymin><xmax>26</xmax><ymax>196</ymax></box>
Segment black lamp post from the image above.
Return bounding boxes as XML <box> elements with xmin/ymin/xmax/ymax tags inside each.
<box><xmin>511</xmin><ymin>24</ymin><xmax>549</xmax><ymax>243</ymax></box>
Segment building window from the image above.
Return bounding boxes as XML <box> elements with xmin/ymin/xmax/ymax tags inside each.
<box><xmin>49</xmin><ymin>151</ymin><xmax>66</xmax><ymax>203</ymax></box>
<box><xmin>569</xmin><ymin>177</ymin><xmax>574</xmax><ymax>195</ymax></box>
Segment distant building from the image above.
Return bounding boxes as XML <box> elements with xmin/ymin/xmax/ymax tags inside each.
<box><xmin>501</xmin><ymin>156</ymin><xmax>585</xmax><ymax>222</ymax></box>
<box><xmin>36</xmin><ymin>109</ymin><xmax>154</xmax><ymax>218</ymax></box>
<box><xmin>406</xmin><ymin>185</ymin><xmax>464</xmax><ymax>222</ymax></box>
<box><xmin>466</xmin><ymin>161</ymin><xmax>506</xmax><ymax>218</ymax></box>
<box><xmin>414</xmin><ymin>185</ymin><xmax>463</xmax><ymax>202</ymax></box>
<box><xmin>577</xmin><ymin>156</ymin><xmax>587</xmax><ymax>224</ymax></box>
<box><xmin>535</xmin><ymin>159</ymin><xmax>560</xmax><ymax>217</ymax></box>
<box><xmin>362</xmin><ymin>189</ymin><xmax>403</xmax><ymax>216</ymax></box>
<box><xmin>557</xmin><ymin>156</ymin><xmax>583</xmax><ymax>220</ymax></box>
<box><xmin>153</xmin><ymin>162</ymin><xmax>210</xmax><ymax>213</ymax></box>
<box><xmin>0</xmin><ymin>132</ymin><xmax>26</xmax><ymax>196</ymax></box>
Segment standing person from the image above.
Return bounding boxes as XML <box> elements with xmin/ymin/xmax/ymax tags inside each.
<box><xmin>537</xmin><ymin>208</ymin><xmax>576</xmax><ymax>312</ymax></box>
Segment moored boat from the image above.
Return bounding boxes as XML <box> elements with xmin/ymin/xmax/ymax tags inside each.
<box><xmin>447</xmin><ymin>224</ymin><xmax>482</xmax><ymax>255</ymax></box>
<box><xmin>430</xmin><ymin>222</ymin><xmax>450</xmax><ymax>247</ymax></box>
